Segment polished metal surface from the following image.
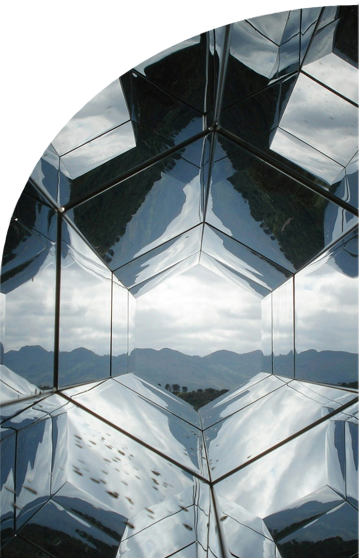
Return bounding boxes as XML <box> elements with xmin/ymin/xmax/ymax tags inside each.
<box><xmin>63</xmin><ymin>378</ymin><xmax>207</xmax><ymax>477</ymax></box>
<box><xmin>1</xmin><ymin>6</ymin><xmax>358</xmax><ymax>557</ymax></box>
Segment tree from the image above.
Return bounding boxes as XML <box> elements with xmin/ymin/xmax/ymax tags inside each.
<box><xmin>182</xmin><ymin>386</ymin><xmax>188</xmax><ymax>393</ymax></box>
<box><xmin>172</xmin><ymin>384</ymin><xmax>180</xmax><ymax>393</ymax></box>
<box><xmin>165</xmin><ymin>384</ymin><xmax>172</xmax><ymax>392</ymax></box>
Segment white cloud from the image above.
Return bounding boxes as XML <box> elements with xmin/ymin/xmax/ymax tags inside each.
<box><xmin>135</xmin><ymin>264</ymin><xmax>262</xmax><ymax>356</ymax></box>
<box><xmin>295</xmin><ymin>266</ymin><xmax>358</xmax><ymax>353</ymax></box>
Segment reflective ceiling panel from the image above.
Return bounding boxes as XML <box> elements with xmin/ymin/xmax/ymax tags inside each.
<box><xmin>214</xmin><ymin>420</ymin><xmax>335</xmax><ymax>519</ymax></box>
<box><xmin>200</xmin><ymin>374</ymin><xmax>284</xmax><ymax>429</ymax></box>
<box><xmin>278</xmin><ymin>73</ymin><xmax>358</xmax><ymax>167</ymax></box>
<box><xmin>55</xmin><ymin>69</ymin><xmax>205</xmax><ymax>207</ymax></box>
<box><xmin>114</xmin><ymin>225</ymin><xmax>202</xmax><ymax>289</ymax></box>
<box><xmin>205</xmin><ymin>382</ymin><xmax>355</xmax><ymax>481</ymax></box>
<box><xmin>220</xmin><ymin>73</ymin><xmax>297</xmax><ymax>146</ymax></box>
<box><xmin>19</xmin><ymin>499</ymin><xmax>119</xmax><ymax>558</ymax></box>
<box><xmin>67</xmin><ymin>138</ymin><xmax>205</xmax><ymax>271</ymax></box>
<box><xmin>129</xmin><ymin>252</ymin><xmax>200</xmax><ymax>298</ymax></box>
<box><xmin>64</xmin><ymin>404</ymin><xmax>197</xmax><ymax>516</ymax></box>
<box><xmin>58</xmin><ymin>220</ymin><xmax>112</xmax><ymax>387</ymax></box>
<box><xmin>1</xmin><ymin>190</ymin><xmax>57</xmax><ymax>393</ymax></box>
<box><xmin>272</xmin><ymin>278</ymin><xmax>294</xmax><ymax>379</ymax></box>
<box><xmin>114</xmin><ymin>373</ymin><xmax>200</xmax><ymax>428</ymax></box>
<box><xmin>64</xmin><ymin>378</ymin><xmax>207</xmax><ymax>478</ymax></box>
<box><xmin>115</xmin><ymin>0</ymin><xmax>213</xmax><ymax>112</ymax></box>
<box><xmin>295</xmin><ymin>227</ymin><xmax>358</xmax><ymax>387</ymax></box>
<box><xmin>300</xmin><ymin>7</ymin><xmax>322</xmax><ymax>63</ymax></box>
<box><xmin>0</xmin><ymin>429</ymin><xmax>16</xmax><ymax>547</ymax></box>
<box><xmin>276</xmin><ymin>501</ymin><xmax>358</xmax><ymax>558</ymax></box>
<box><xmin>207</xmin><ymin>135</ymin><xmax>357</xmax><ymax>273</ymax></box>
<box><xmin>199</xmin><ymin>252</ymin><xmax>270</xmax><ymax>297</ymax></box>
<box><xmin>61</xmin><ymin>121</ymin><xmax>137</xmax><ymax>179</ymax></box>
<box><xmin>202</xmin><ymin>224</ymin><xmax>291</xmax><ymax>291</ymax></box>
<box><xmin>222</xmin><ymin>11</ymin><xmax>302</xmax><ymax>110</ymax></box>
<box><xmin>52</xmin><ymin>79</ymin><xmax>131</xmax><ymax>156</ymax></box>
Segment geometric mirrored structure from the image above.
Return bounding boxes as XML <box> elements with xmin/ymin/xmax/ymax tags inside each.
<box><xmin>1</xmin><ymin>6</ymin><xmax>358</xmax><ymax>557</ymax></box>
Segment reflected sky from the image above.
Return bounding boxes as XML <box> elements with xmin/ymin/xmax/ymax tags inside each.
<box><xmin>295</xmin><ymin>232</ymin><xmax>358</xmax><ymax>354</ymax></box>
<box><xmin>276</xmin><ymin>73</ymin><xmax>358</xmax><ymax>167</ymax></box>
<box><xmin>135</xmin><ymin>263</ymin><xmax>262</xmax><ymax>356</ymax></box>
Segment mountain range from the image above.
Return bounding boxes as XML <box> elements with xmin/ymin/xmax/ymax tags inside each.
<box><xmin>2</xmin><ymin>345</ymin><xmax>358</xmax><ymax>391</ymax></box>
<box><xmin>3</xmin><ymin>345</ymin><xmax>261</xmax><ymax>391</ymax></box>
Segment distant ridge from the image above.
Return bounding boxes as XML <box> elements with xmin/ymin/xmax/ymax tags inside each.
<box><xmin>3</xmin><ymin>346</ymin><xmax>260</xmax><ymax>390</ymax></box>
<box><xmin>3</xmin><ymin>345</ymin><xmax>358</xmax><ymax>390</ymax></box>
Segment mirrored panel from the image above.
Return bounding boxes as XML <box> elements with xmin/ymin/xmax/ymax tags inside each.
<box><xmin>261</xmin><ymin>294</ymin><xmax>272</xmax><ymax>373</ymax></box>
<box><xmin>220</xmin><ymin>74</ymin><xmax>297</xmax><ymax>149</ymax></box>
<box><xmin>222</xmin><ymin>11</ymin><xmax>301</xmax><ymax>110</ymax></box>
<box><xmin>0</xmin><ymin>429</ymin><xmax>16</xmax><ymax>548</ymax></box>
<box><xmin>115</xmin><ymin>0</ymin><xmax>214</xmax><ymax>112</ymax></box>
<box><xmin>270</xmin><ymin>126</ymin><xmax>344</xmax><ymax>185</ymax></box>
<box><xmin>118</xmin><ymin>506</ymin><xmax>196</xmax><ymax>557</ymax></box>
<box><xmin>220</xmin><ymin>512</ymin><xmax>277</xmax><ymax>558</ymax></box>
<box><xmin>345</xmin><ymin>419</ymin><xmax>358</xmax><ymax>509</ymax></box>
<box><xmin>58</xmin><ymin>220</ymin><xmax>112</xmax><ymax>387</ymax></box>
<box><xmin>67</xmin><ymin>138</ymin><xmax>205</xmax><ymax>271</ymax></box>
<box><xmin>300</xmin><ymin>7</ymin><xmax>322</xmax><ymax>63</ymax></box>
<box><xmin>111</xmin><ymin>277</ymin><xmax>129</xmax><ymax>378</ymax></box>
<box><xmin>58</xmin><ymin>121</ymin><xmax>172</xmax><ymax>207</ymax></box>
<box><xmin>205</xmin><ymin>381</ymin><xmax>342</xmax><ymax>480</ymax></box>
<box><xmin>19</xmin><ymin>499</ymin><xmax>119</xmax><ymax>558</ymax></box>
<box><xmin>64</xmin><ymin>404</ymin><xmax>197</xmax><ymax>520</ymax></box>
<box><xmin>202</xmin><ymin>225</ymin><xmax>292</xmax><ymax>292</ymax></box>
<box><xmin>264</xmin><ymin>485</ymin><xmax>344</xmax><ymax>542</ymax></box>
<box><xmin>278</xmin><ymin>73</ymin><xmax>358</xmax><ymax>167</ymax></box>
<box><xmin>61</xmin><ymin>121</ymin><xmax>137</xmax><ymax>180</ymax></box>
<box><xmin>214</xmin><ymin>420</ymin><xmax>334</xmax><ymax>519</ymax></box>
<box><xmin>115</xmin><ymin>226</ymin><xmax>202</xmax><ymax>290</ymax></box>
<box><xmin>0</xmin><ymin>365</ymin><xmax>43</xmax><ymax>405</ymax></box>
<box><xmin>64</xmin><ymin>379</ymin><xmax>207</xmax><ymax>478</ymax></box>
<box><xmin>207</xmin><ymin>135</ymin><xmax>356</xmax><ymax>273</ymax></box>
<box><xmin>272</xmin><ymin>278</ymin><xmax>294</xmax><ymax>379</ymax></box>
<box><xmin>117</xmin><ymin>482</ymin><xmax>206</xmax><ymax>558</ymax></box>
<box><xmin>2</xmin><ymin>398</ymin><xmax>202</xmax><ymax>551</ymax></box>
<box><xmin>120</xmin><ymin>70</ymin><xmax>204</xmax><ymax>145</ymax></box>
<box><xmin>200</xmin><ymin>374</ymin><xmax>284</xmax><ymax>429</ymax></box>
<box><xmin>303</xmin><ymin>6</ymin><xmax>358</xmax><ymax>103</ymax></box>
<box><xmin>2</xmin><ymin>536</ymin><xmax>54</xmax><ymax>558</ymax></box>
<box><xmin>276</xmin><ymin>502</ymin><xmax>358</xmax><ymax>558</ymax></box>
<box><xmin>128</xmin><ymin>293</ymin><xmax>136</xmax><ymax>373</ymax></box>
<box><xmin>114</xmin><ymin>374</ymin><xmax>200</xmax><ymax>428</ymax></box>
<box><xmin>200</xmin><ymin>252</ymin><xmax>270</xmax><ymax>297</ymax></box>
<box><xmin>53</xmin><ymin>481</ymin><xmax>126</xmax><ymax>543</ymax></box>
<box><xmin>129</xmin><ymin>253</ymin><xmax>200</xmax><ymax>298</ymax></box>
<box><xmin>15</xmin><ymin>417</ymin><xmax>53</xmax><ymax>529</ymax></box>
<box><xmin>295</xmin><ymin>227</ymin><xmax>358</xmax><ymax>387</ymax></box>
<box><xmin>31</xmin><ymin>62</ymin><xmax>130</xmax><ymax>155</ymax></box>
<box><xmin>1</xmin><ymin>190</ymin><xmax>57</xmax><ymax>392</ymax></box>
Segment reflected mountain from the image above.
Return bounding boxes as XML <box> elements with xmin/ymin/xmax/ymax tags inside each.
<box><xmin>3</xmin><ymin>346</ymin><xmax>260</xmax><ymax>392</ymax></box>
<box><xmin>3</xmin><ymin>346</ymin><xmax>358</xmax><ymax>395</ymax></box>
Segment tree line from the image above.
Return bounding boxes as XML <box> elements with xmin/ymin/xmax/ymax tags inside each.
<box><xmin>165</xmin><ymin>384</ymin><xmax>229</xmax><ymax>410</ymax></box>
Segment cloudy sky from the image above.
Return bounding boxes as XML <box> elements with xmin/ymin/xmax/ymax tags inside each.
<box><xmin>134</xmin><ymin>264</ymin><xmax>263</xmax><ymax>356</ymax></box>
<box><xmin>2</xmin><ymin>244</ymin><xmax>358</xmax><ymax>358</ymax></box>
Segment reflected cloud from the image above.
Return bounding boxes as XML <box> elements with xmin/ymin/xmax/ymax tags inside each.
<box><xmin>135</xmin><ymin>264</ymin><xmax>262</xmax><ymax>356</ymax></box>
